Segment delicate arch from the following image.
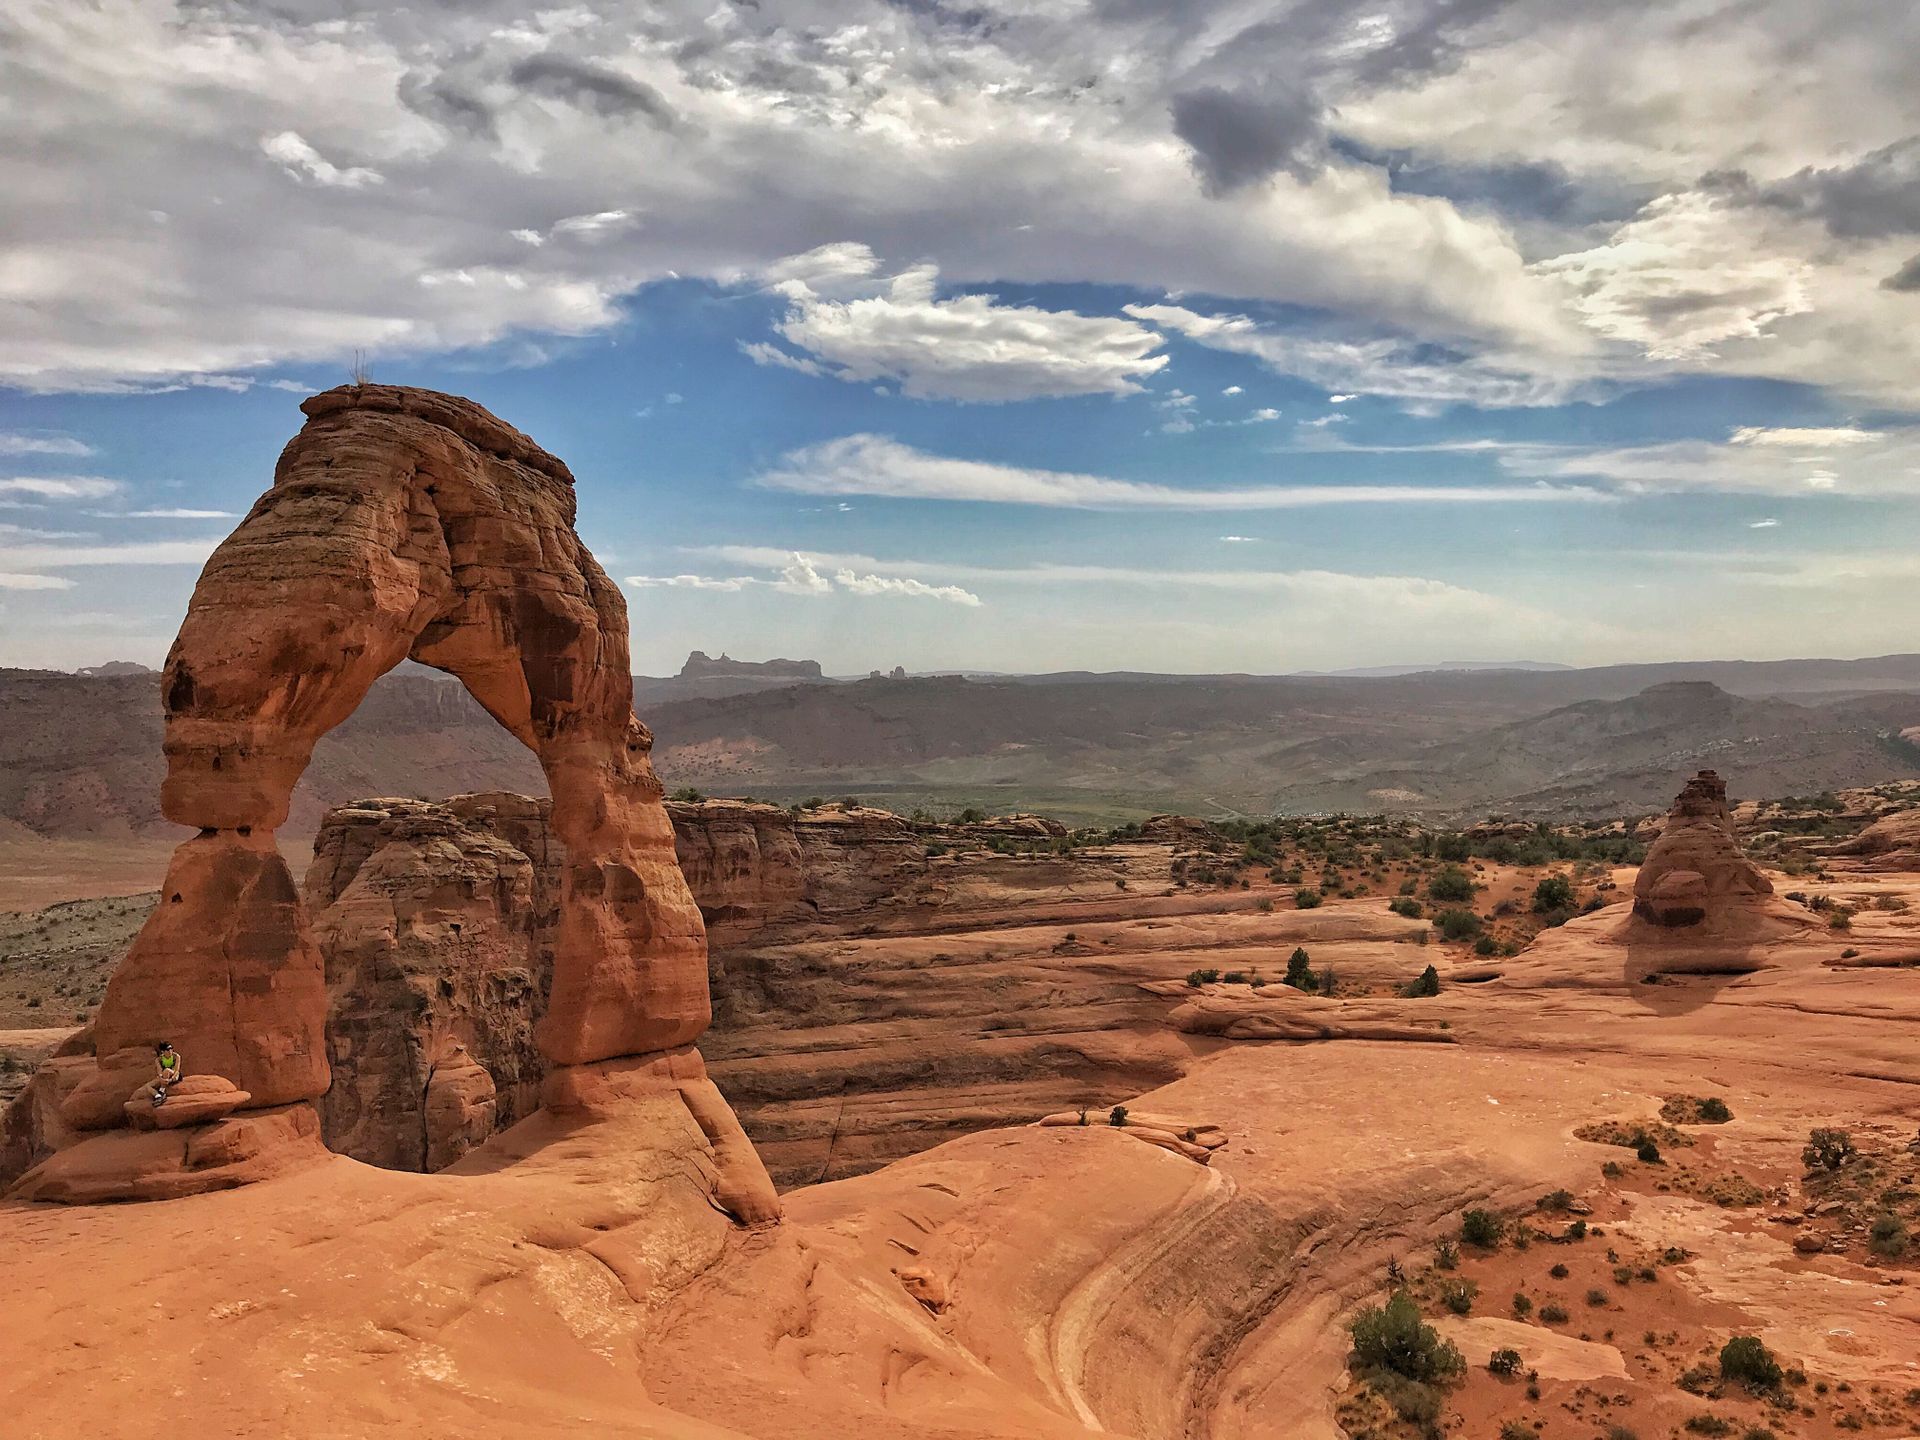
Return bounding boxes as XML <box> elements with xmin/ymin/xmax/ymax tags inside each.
<box><xmin>92</xmin><ymin>389</ymin><xmax>717</xmax><ymax>1119</ymax></box>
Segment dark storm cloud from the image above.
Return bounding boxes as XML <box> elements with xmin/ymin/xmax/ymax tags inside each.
<box><xmin>507</xmin><ymin>53</ymin><xmax>681</xmax><ymax>129</ymax></box>
<box><xmin>1738</xmin><ymin>137</ymin><xmax>1920</xmax><ymax>239</ymax></box>
<box><xmin>1338</xmin><ymin>141</ymin><xmax>1652</xmax><ymax>226</ymax></box>
<box><xmin>1170</xmin><ymin>82</ymin><xmax>1325</xmax><ymax>194</ymax></box>
<box><xmin>1884</xmin><ymin>253</ymin><xmax>1920</xmax><ymax>292</ymax></box>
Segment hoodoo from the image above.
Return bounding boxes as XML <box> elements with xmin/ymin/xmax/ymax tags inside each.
<box><xmin>1631</xmin><ymin>769</ymin><xmax>1774</xmax><ymax>928</ymax></box>
<box><xmin>7</xmin><ymin>386</ymin><xmax>776</xmax><ymax>1219</ymax></box>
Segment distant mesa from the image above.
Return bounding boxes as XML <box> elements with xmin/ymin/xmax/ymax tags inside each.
<box><xmin>679</xmin><ymin>650</ymin><xmax>822</xmax><ymax>681</ymax></box>
<box><xmin>868</xmin><ymin>666</ymin><xmax>908</xmax><ymax>680</ymax></box>
<box><xmin>75</xmin><ymin>660</ymin><xmax>154</xmax><ymax>677</ymax></box>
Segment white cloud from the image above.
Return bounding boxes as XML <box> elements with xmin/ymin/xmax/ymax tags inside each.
<box><xmin>0</xmin><ymin>537</ymin><xmax>221</xmax><ymax>566</ymax></box>
<box><xmin>1533</xmin><ymin>192</ymin><xmax>1811</xmax><ymax>360</ymax></box>
<box><xmin>0</xmin><ymin>476</ymin><xmax>122</xmax><ymax>500</ymax></box>
<box><xmin>626</xmin><ymin>550</ymin><xmax>981</xmax><ymax>606</ymax></box>
<box><xmin>1749</xmin><ymin>517</ymin><xmax>1780</xmax><ymax>528</ymax></box>
<box><xmin>0</xmin><ymin>432</ymin><xmax>93</xmax><ymax>457</ymax></box>
<box><xmin>747</xmin><ymin>245</ymin><xmax>1169</xmax><ymax>402</ymax></box>
<box><xmin>261</xmin><ymin>131</ymin><xmax>383</xmax><ymax>189</ymax></box>
<box><xmin>1125</xmin><ymin>302</ymin><xmax>1584</xmax><ymax>410</ymax></box>
<box><xmin>107</xmin><ymin>508</ymin><xmax>239</xmax><ymax>519</ymax></box>
<box><xmin>1729</xmin><ymin>426</ymin><xmax>1877</xmax><ymax>448</ymax></box>
<box><xmin>1328</xmin><ymin>394</ymin><xmax>1355</xmax><ymax>403</ymax></box>
<box><xmin>757</xmin><ymin>434</ymin><xmax>1613</xmax><ymax>510</ymax></box>
<box><xmin>1507</xmin><ymin>423</ymin><xmax>1920</xmax><ymax>497</ymax></box>
<box><xmin>0</xmin><ymin>572</ymin><xmax>76</xmax><ymax>590</ymax></box>
<box><xmin>1218</xmin><ymin>534</ymin><xmax>1260</xmax><ymax>543</ymax></box>
<box><xmin>1221</xmin><ymin>385</ymin><xmax>1244</xmax><ymax>396</ymax></box>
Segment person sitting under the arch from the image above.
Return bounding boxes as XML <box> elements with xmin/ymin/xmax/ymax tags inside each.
<box><xmin>147</xmin><ymin>1041</ymin><xmax>182</xmax><ymax>1106</ymax></box>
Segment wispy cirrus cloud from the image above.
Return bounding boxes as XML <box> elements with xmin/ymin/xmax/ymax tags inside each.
<box><xmin>1508</xmin><ymin>423</ymin><xmax>1920</xmax><ymax>497</ymax></box>
<box><xmin>627</xmin><ymin>551</ymin><xmax>981</xmax><ymax>606</ymax></box>
<box><xmin>754</xmin><ymin>434</ymin><xmax>1610</xmax><ymax>510</ymax></box>
<box><xmin>0</xmin><ymin>431</ymin><xmax>94</xmax><ymax>457</ymax></box>
<box><xmin>0</xmin><ymin>476</ymin><xmax>122</xmax><ymax>500</ymax></box>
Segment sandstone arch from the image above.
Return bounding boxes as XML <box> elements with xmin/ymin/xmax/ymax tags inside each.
<box><xmin>34</xmin><ymin>385</ymin><xmax>776</xmax><ymax>1216</ymax></box>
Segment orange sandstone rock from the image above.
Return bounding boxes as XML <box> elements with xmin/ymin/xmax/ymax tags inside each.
<box><xmin>1632</xmin><ymin>770</ymin><xmax>1773</xmax><ymax>927</ymax></box>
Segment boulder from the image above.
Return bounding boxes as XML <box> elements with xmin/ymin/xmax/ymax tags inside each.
<box><xmin>124</xmin><ymin>1073</ymin><xmax>251</xmax><ymax>1130</ymax></box>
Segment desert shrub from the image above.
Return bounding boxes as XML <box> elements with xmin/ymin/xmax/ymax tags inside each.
<box><xmin>1284</xmin><ymin>947</ymin><xmax>1319</xmax><ymax>992</ymax></box>
<box><xmin>1538</xmin><ymin>1189</ymin><xmax>1574</xmax><ymax>1213</ymax></box>
<box><xmin>1403</xmin><ymin>964</ymin><xmax>1441</xmax><ymax>997</ymax></box>
<box><xmin>1294</xmin><ymin>888</ymin><xmax>1323</xmax><ymax>909</ymax></box>
<box><xmin>1539</xmin><ymin>1302</ymin><xmax>1569</xmax><ymax>1323</ymax></box>
<box><xmin>1184</xmin><ymin>968</ymin><xmax>1219</xmax><ymax>987</ymax></box>
<box><xmin>1869</xmin><ymin>1212</ymin><xmax>1909</xmax><ymax>1257</ymax></box>
<box><xmin>1636</xmin><ymin>1138</ymin><xmax>1661</xmax><ymax>1164</ymax></box>
<box><xmin>1607</xmin><ymin>1428</ymin><xmax>1640</xmax><ymax>1440</ymax></box>
<box><xmin>1363</xmin><ymin>1370</ymin><xmax>1444</xmax><ymax>1427</ymax></box>
<box><xmin>1685</xmin><ymin>1418</ymin><xmax>1733</xmax><ymax>1437</ymax></box>
<box><xmin>1319</xmin><ymin>967</ymin><xmax>1338</xmax><ymax>997</ymax></box>
<box><xmin>1499</xmin><ymin>1421</ymin><xmax>1531</xmax><ymax>1440</ymax></box>
<box><xmin>1533</xmin><ymin>874</ymin><xmax>1575</xmax><ymax>912</ymax></box>
<box><xmin>1511</xmin><ymin>1293</ymin><xmax>1532</xmax><ymax>1317</ymax></box>
<box><xmin>1719</xmin><ymin>1336</ymin><xmax>1782</xmax><ymax>1390</ymax></box>
<box><xmin>1549</xmin><ymin>1263</ymin><xmax>1569</xmax><ymax>1279</ymax></box>
<box><xmin>1742</xmin><ymin>1429</ymin><xmax>1776</xmax><ymax>1440</ymax></box>
<box><xmin>1461</xmin><ymin>1209</ymin><xmax>1503</xmax><ymax>1248</ymax></box>
<box><xmin>1678</xmin><ymin>1364</ymin><xmax>1716</xmax><ymax>1394</ymax></box>
<box><xmin>1828</xmin><ymin>909</ymin><xmax>1852</xmax><ymax>930</ymax></box>
<box><xmin>1108</xmin><ymin>1105</ymin><xmax>1129</xmax><ymax>1128</ymax></box>
<box><xmin>1487</xmin><ymin>1347</ymin><xmax>1522</xmax><ymax>1377</ymax></box>
<box><xmin>1439</xmin><ymin>1279</ymin><xmax>1475</xmax><ymax>1315</ymax></box>
<box><xmin>1585</xmin><ymin>1286</ymin><xmax>1610</xmax><ymax>1307</ymax></box>
<box><xmin>1256</xmin><ymin>898</ymin><xmax>1273</xmax><ymax>913</ymax></box>
<box><xmin>1347</xmin><ymin>1291</ymin><xmax>1465</xmax><ymax>1382</ymax></box>
<box><xmin>1429</xmin><ymin>866</ymin><xmax>1475</xmax><ymax>902</ymax></box>
<box><xmin>1389</xmin><ymin>896</ymin><xmax>1424</xmax><ymax>918</ymax></box>
<box><xmin>1699</xmin><ymin>1097</ymin><xmax>1732</xmax><ymax>1123</ymax></box>
<box><xmin>1803</xmin><ymin>1128</ymin><xmax>1855</xmax><ymax>1171</ymax></box>
<box><xmin>1436</xmin><ymin>908</ymin><xmax>1482</xmax><ymax>941</ymax></box>
<box><xmin>1434</xmin><ymin>1239</ymin><xmax>1459</xmax><ymax>1270</ymax></box>
<box><xmin>1474</xmin><ymin>935</ymin><xmax>1498</xmax><ymax>956</ymax></box>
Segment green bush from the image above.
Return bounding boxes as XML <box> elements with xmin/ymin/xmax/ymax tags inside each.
<box><xmin>1284</xmin><ymin>947</ymin><xmax>1319</xmax><ymax>992</ymax></box>
<box><xmin>1184</xmin><ymin>968</ymin><xmax>1220</xmax><ymax>987</ymax></box>
<box><xmin>1108</xmin><ymin>1105</ymin><xmax>1129</xmax><ymax>1128</ymax></box>
<box><xmin>1439</xmin><ymin>1279</ymin><xmax>1475</xmax><ymax>1315</ymax></box>
<box><xmin>1429</xmin><ymin>866</ymin><xmax>1475</xmax><ymax>902</ymax></box>
<box><xmin>1803</xmin><ymin>1128</ymin><xmax>1855</xmax><ymax>1171</ymax></box>
<box><xmin>1685</xmin><ymin>1419</ymin><xmax>1733</xmax><ymax>1438</ymax></box>
<box><xmin>1389</xmin><ymin>896</ymin><xmax>1424</xmax><ymax>919</ymax></box>
<box><xmin>1539</xmin><ymin>1302</ymin><xmax>1569</xmax><ymax>1323</ymax></box>
<box><xmin>1869</xmin><ymin>1213</ymin><xmax>1909</xmax><ymax>1258</ymax></box>
<box><xmin>1436</xmin><ymin>908</ymin><xmax>1482</xmax><ymax>941</ymax></box>
<box><xmin>1347</xmin><ymin>1291</ymin><xmax>1465</xmax><ymax>1382</ymax></box>
<box><xmin>1473</xmin><ymin>935</ymin><xmax>1498</xmax><ymax>955</ymax></box>
<box><xmin>1461</xmin><ymin>1208</ymin><xmax>1502</xmax><ymax>1248</ymax></box>
<box><xmin>1294</xmin><ymin>888</ymin><xmax>1323</xmax><ymax>910</ymax></box>
<box><xmin>1533</xmin><ymin>874</ymin><xmax>1575</xmax><ymax>912</ymax></box>
<box><xmin>1698</xmin><ymin>1097</ymin><xmax>1732</xmax><ymax>1123</ymax></box>
<box><xmin>1511</xmin><ymin>1293</ymin><xmax>1532</xmax><ymax>1317</ymax></box>
<box><xmin>1500</xmin><ymin>1422</ymin><xmax>1531</xmax><ymax>1440</ymax></box>
<box><xmin>1538</xmin><ymin>1189</ymin><xmax>1574</xmax><ymax>1212</ymax></box>
<box><xmin>1719</xmin><ymin>1335</ymin><xmax>1783</xmax><ymax>1390</ymax></box>
<box><xmin>1403</xmin><ymin>964</ymin><xmax>1441</xmax><ymax>997</ymax></box>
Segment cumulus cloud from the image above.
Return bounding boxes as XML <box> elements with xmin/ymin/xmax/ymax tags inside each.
<box><xmin>747</xmin><ymin>246</ymin><xmax>1169</xmax><ymax>402</ymax></box>
<box><xmin>1532</xmin><ymin>192</ymin><xmax>1812</xmax><ymax>360</ymax></box>
<box><xmin>755</xmin><ymin>434</ymin><xmax>1610</xmax><ymax>509</ymax></box>
<box><xmin>1884</xmin><ymin>253</ymin><xmax>1920</xmax><ymax>292</ymax></box>
<box><xmin>261</xmin><ymin>131</ymin><xmax>383</xmax><ymax>189</ymax></box>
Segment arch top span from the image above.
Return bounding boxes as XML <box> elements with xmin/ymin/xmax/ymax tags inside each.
<box><xmin>50</xmin><ymin>385</ymin><xmax>778</xmax><ymax>1218</ymax></box>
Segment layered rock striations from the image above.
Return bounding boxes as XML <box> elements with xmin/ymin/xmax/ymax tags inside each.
<box><xmin>1631</xmin><ymin>770</ymin><xmax>1774</xmax><ymax>928</ymax></box>
<box><xmin>7</xmin><ymin>386</ymin><xmax>774</xmax><ymax>1217</ymax></box>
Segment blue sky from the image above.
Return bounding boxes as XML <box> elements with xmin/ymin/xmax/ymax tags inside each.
<box><xmin>4</xmin><ymin>2</ymin><xmax>1918</xmax><ymax>675</ymax></box>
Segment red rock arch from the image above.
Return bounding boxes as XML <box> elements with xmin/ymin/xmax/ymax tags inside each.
<box><xmin>72</xmin><ymin>386</ymin><xmax>774</xmax><ymax>1215</ymax></box>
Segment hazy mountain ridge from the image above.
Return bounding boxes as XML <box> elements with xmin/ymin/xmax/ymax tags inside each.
<box><xmin>8</xmin><ymin>656</ymin><xmax>1919</xmax><ymax>836</ymax></box>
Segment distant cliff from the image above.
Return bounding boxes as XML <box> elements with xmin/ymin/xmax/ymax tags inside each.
<box><xmin>679</xmin><ymin>650</ymin><xmax>823</xmax><ymax>680</ymax></box>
